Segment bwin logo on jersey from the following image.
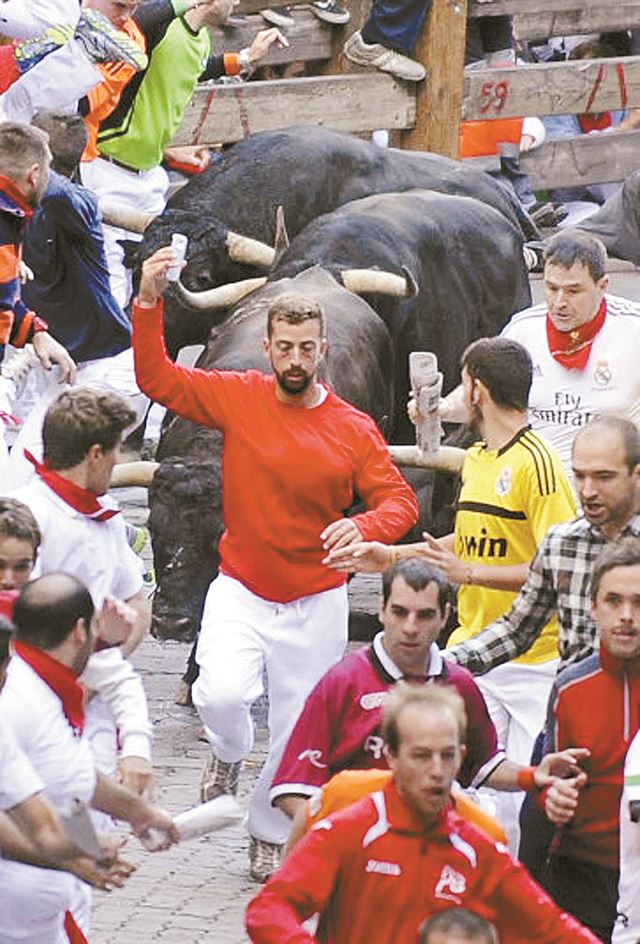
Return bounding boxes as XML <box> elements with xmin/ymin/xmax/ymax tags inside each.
<box><xmin>435</xmin><ymin>865</ymin><xmax>467</xmax><ymax>903</ymax></box>
<box><xmin>495</xmin><ymin>467</ymin><xmax>512</xmax><ymax>497</ymax></box>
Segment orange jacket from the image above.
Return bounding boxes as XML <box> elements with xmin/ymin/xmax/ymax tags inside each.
<box><xmin>304</xmin><ymin>768</ymin><xmax>508</xmax><ymax>845</ymax></box>
<box><xmin>459</xmin><ymin>117</ymin><xmax>524</xmax><ymax>159</ymax></box>
<box><xmin>82</xmin><ymin>18</ymin><xmax>145</xmax><ymax>162</ymax></box>
<box><xmin>248</xmin><ymin>778</ymin><xmax>598</xmax><ymax>944</ymax></box>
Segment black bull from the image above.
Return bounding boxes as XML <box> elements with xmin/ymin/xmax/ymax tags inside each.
<box><xmin>148</xmin><ymin>191</ymin><xmax>531</xmax><ymax>639</ymax></box>
<box><xmin>136</xmin><ymin>126</ymin><xmax>537</xmax><ymax>358</ymax></box>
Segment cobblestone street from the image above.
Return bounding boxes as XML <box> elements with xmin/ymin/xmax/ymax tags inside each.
<box><xmin>91</xmin><ymin>488</ymin><xmax>379</xmax><ymax>944</ymax></box>
<box><xmin>91</xmin><ymin>635</ymin><xmax>266</xmax><ymax>944</ymax></box>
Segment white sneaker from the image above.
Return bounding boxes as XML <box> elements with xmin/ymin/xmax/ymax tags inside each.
<box><xmin>260</xmin><ymin>6</ymin><xmax>295</xmax><ymax>28</ymax></box>
<box><xmin>343</xmin><ymin>29</ymin><xmax>426</xmax><ymax>82</ymax></box>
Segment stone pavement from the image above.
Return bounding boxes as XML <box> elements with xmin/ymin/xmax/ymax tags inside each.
<box><xmin>91</xmin><ymin>488</ymin><xmax>381</xmax><ymax>944</ymax></box>
<box><xmin>91</xmin><ymin>635</ymin><xmax>265</xmax><ymax>944</ymax></box>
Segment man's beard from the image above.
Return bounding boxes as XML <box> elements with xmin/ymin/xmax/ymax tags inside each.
<box><xmin>468</xmin><ymin>402</ymin><xmax>483</xmax><ymax>434</ymax></box>
<box><xmin>275</xmin><ymin>368</ymin><xmax>313</xmax><ymax>396</ymax></box>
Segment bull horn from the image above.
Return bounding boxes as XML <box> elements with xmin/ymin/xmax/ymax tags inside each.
<box><xmin>274</xmin><ymin>205</ymin><xmax>290</xmax><ymax>259</ymax></box>
<box><xmin>98</xmin><ymin>200</ymin><xmax>155</xmax><ymax>234</ymax></box>
<box><xmin>341</xmin><ymin>265</ymin><xmax>418</xmax><ymax>298</ymax></box>
<box><xmin>226</xmin><ymin>231</ymin><xmax>276</xmax><ymax>269</ymax></box>
<box><xmin>110</xmin><ymin>461</ymin><xmax>159</xmax><ymax>488</ymax></box>
<box><xmin>388</xmin><ymin>445</ymin><xmax>466</xmax><ymax>474</ymax></box>
<box><xmin>176</xmin><ymin>276</ymin><xmax>267</xmax><ymax>311</ymax></box>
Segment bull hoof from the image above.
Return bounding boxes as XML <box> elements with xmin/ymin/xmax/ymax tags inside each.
<box><xmin>174</xmin><ymin>680</ymin><xmax>193</xmax><ymax>706</ymax></box>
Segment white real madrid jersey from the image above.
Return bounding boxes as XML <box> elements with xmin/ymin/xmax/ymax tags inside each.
<box><xmin>502</xmin><ymin>293</ymin><xmax>640</xmax><ymax>475</ymax></box>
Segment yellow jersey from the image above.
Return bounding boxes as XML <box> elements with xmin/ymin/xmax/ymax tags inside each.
<box><xmin>448</xmin><ymin>426</ymin><xmax>575</xmax><ymax>665</ymax></box>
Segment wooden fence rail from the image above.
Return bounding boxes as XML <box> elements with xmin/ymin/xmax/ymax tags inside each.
<box><xmin>190</xmin><ymin>0</ymin><xmax>640</xmax><ymax>193</ymax></box>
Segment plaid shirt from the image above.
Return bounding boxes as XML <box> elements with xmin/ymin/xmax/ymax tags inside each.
<box><xmin>448</xmin><ymin>512</ymin><xmax>640</xmax><ymax>673</ymax></box>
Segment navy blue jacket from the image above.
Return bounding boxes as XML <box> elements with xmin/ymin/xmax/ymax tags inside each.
<box><xmin>23</xmin><ymin>171</ymin><xmax>131</xmax><ymax>363</ymax></box>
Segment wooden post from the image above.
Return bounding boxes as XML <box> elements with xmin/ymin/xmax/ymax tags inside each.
<box><xmin>398</xmin><ymin>0</ymin><xmax>467</xmax><ymax>155</ymax></box>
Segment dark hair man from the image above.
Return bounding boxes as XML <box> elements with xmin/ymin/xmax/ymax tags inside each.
<box><xmin>246</xmin><ymin>683</ymin><xmax>599</xmax><ymax>944</ymax></box>
<box><xmin>0</xmin><ymin>122</ymin><xmax>75</xmax><ymax>463</ymax></box>
<box><xmin>132</xmin><ymin>246</ymin><xmax>419</xmax><ymax>881</ymax></box>
<box><xmin>419</xmin><ymin>909</ymin><xmax>498</xmax><ymax>944</ymax></box>
<box><xmin>271</xmin><ymin>559</ymin><xmax>579</xmax><ymax>822</ymax></box>
<box><xmin>538</xmin><ymin>537</ymin><xmax>640</xmax><ymax>942</ymax></box>
<box><xmin>439</xmin><ymin>231</ymin><xmax>640</xmax><ymax>479</ymax></box>
<box><xmin>444</xmin><ymin>416</ymin><xmax>640</xmax><ymax>673</ymax></box>
<box><xmin>0</xmin><ymin>573</ymin><xmax>177</xmax><ymax>943</ymax></box>
<box><xmin>81</xmin><ymin>0</ymin><xmax>287</xmax><ymax>308</ymax></box>
<box><xmin>0</xmin><ymin>616</ymin><xmax>132</xmax><ymax>888</ymax></box>
<box><xmin>9</xmin><ymin>387</ymin><xmax>154</xmax><ymax>797</ymax></box>
<box><xmin>4</xmin><ymin>110</ymin><xmax>147</xmax><ymax>489</ymax></box>
<box><xmin>328</xmin><ymin>335</ymin><xmax>575</xmax><ymax>848</ymax></box>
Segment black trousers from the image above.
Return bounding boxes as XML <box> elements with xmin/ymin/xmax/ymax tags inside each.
<box><xmin>544</xmin><ymin>855</ymin><xmax>619</xmax><ymax>943</ymax></box>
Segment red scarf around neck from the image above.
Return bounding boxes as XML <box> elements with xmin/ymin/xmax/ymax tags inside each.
<box><xmin>24</xmin><ymin>450</ymin><xmax>120</xmax><ymax>522</ymax></box>
<box><xmin>546</xmin><ymin>298</ymin><xmax>607</xmax><ymax>370</ymax></box>
<box><xmin>0</xmin><ymin>173</ymin><xmax>33</xmax><ymax>217</ymax></box>
<box><xmin>64</xmin><ymin>911</ymin><xmax>89</xmax><ymax>944</ymax></box>
<box><xmin>13</xmin><ymin>639</ymin><xmax>86</xmax><ymax>735</ymax></box>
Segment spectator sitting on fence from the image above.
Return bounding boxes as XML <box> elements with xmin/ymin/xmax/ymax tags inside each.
<box><xmin>343</xmin><ymin>0</ymin><xmax>514</xmax><ymax>84</ymax></box>
<box><xmin>542</xmin><ymin>35</ymin><xmax>640</xmax><ymax>228</ymax></box>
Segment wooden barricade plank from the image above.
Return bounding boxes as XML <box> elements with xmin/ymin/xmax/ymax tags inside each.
<box><xmin>462</xmin><ymin>55</ymin><xmax>640</xmax><ymax>120</ymax></box>
<box><xmin>514</xmin><ymin>5</ymin><xmax>640</xmax><ymax>41</ymax></box>
<box><xmin>171</xmin><ymin>74</ymin><xmax>416</xmax><ymax>146</ymax></box>
<box><xmin>237</xmin><ymin>0</ymin><xmax>321</xmax><ymax>13</ymax></box>
<box><xmin>521</xmin><ymin>129</ymin><xmax>640</xmax><ymax>188</ymax></box>
<box><xmin>468</xmin><ymin>0</ymin><xmax>640</xmax><ymax>17</ymax></box>
<box><xmin>212</xmin><ymin>12</ymin><xmax>333</xmax><ymax>65</ymax></box>
<box><xmin>399</xmin><ymin>0</ymin><xmax>468</xmax><ymax>155</ymax></box>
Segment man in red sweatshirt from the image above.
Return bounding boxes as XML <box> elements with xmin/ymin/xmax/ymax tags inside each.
<box><xmin>540</xmin><ymin>536</ymin><xmax>640</xmax><ymax>942</ymax></box>
<box><xmin>131</xmin><ymin>246</ymin><xmax>419</xmax><ymax>880</ymax></box>
<box><xmin>246</xmin><ymin>683</ymin><xmax>599</xmax><ymax>944</ymax></box>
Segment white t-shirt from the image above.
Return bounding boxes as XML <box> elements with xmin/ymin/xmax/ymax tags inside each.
<box><xmin>502</xmin><ymin>293</ymin><xmax>640</xmax><ymax>474</ymax></box>
<box><xmin>0</xmin><ymin>0</ymin><xmax>81</xmax><ymax>39</ymax></box>
<box><xmin>0</xmin><ymin>715</ymin><xmax>43</xmax><ymax>812</ymax></box>
<box><xmin>0</xmin><ymin>656</ymin><xmax>97</xmax><ymax>944</ymax></box>
<box><xmin>11</xmin><ymin>479</ymin><xmax>152</xmax><ymax>759</ymax></box>
<box><xmin>12</xmin><ymin>478</ymin><xmax>142</xmax><ymax>607</ymax></box>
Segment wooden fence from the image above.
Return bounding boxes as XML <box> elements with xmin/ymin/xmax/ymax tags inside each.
<box><xmin>169</xmin><ymin>0</ymin><xmax>640</xmax><ymax>192</ymax></box>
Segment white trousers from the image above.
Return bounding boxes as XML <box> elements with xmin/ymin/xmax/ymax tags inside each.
<box><xmin>0</xmin><ymin>858</ymin><xmax>78</xmax><ymax>943</ymax></box>
<box><xmin>80</xmin><ymin>158</ymin><xmax>169</xmax><ymax>308</ymax></box>
<box><xmin>193</xmin><ymin>573</ymin><xmax>348</xmax><ymax>844</ymax></box>
<box><xmin>4</xmin><ymin>348</ymin><xmax>148</xmax><ymax>489</ymax></box>
<box><xmin>612</xmin><ymin>732</ymin><xmax>640</xmax><ymax>944</ymax></box>
<box><xmin>476</xmin><ymin>658</ymin><xmax>558</xmax><ymax>854</ymax></box>
<box><xmin>0</xmin><ymin>0</ymin><xmax>80</xmax><ymax>38</ymax></box>
<box><xmin>0</xmin><ymin>42</ymin><xmax>101</xmax><ymax>125</ymax></box>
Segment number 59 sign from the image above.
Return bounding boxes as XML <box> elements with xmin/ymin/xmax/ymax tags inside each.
<box><xmin>478</xmin><ymin>79</ymin><xmax>510</xmax><ymax>114</ymax></box>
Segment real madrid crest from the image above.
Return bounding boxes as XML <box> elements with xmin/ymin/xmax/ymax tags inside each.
<box><xmin>593</xmin><ymin>360</ymin><xmax>612</xmax><ymax>386</ymax></box>
<box><xmin>495</xmin><ymin>467</ymin><xmax>512</xmax><ymax>497</ymax></box>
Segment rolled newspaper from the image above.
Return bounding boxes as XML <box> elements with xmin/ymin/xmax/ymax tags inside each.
<box><xmin>139</xmin><ymin>794</ymin><xmax>244</xmax><ymax>851</ymax></box>
<box><xmin>409</xmin><ymin>352</ymin><xmax>443</xmax><ymax>456</ymax></box>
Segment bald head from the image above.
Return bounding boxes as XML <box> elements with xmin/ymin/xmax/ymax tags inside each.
<box><xmin>13</xmin><ymin>573</ymin><xmax>94</xmax><ymax>651</ymax></box>
<box><xmin>573</xmin><ymin>417</ymin><xmax>640</xmax><ymax>472</ymax></box>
